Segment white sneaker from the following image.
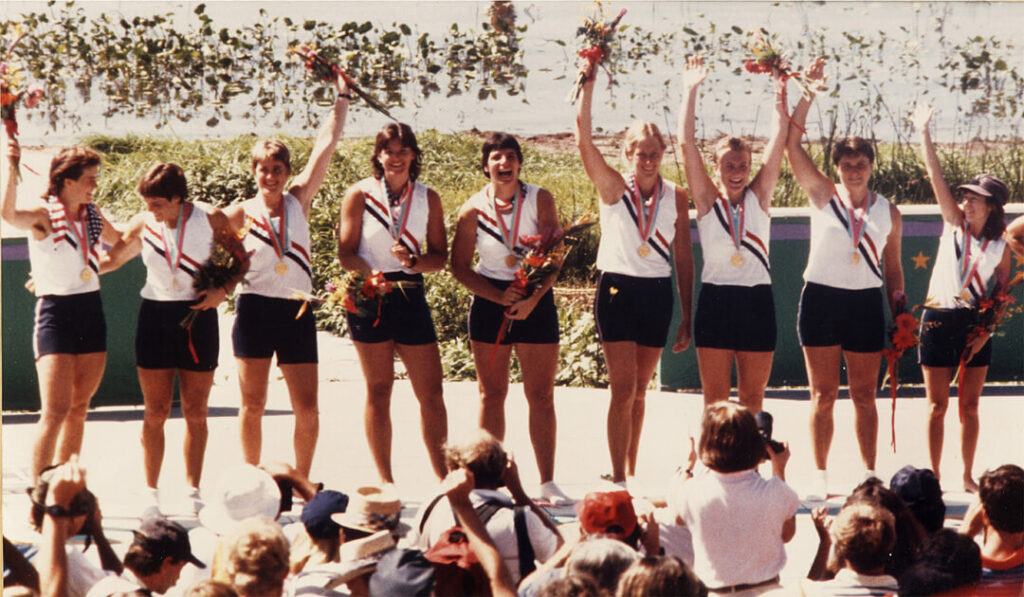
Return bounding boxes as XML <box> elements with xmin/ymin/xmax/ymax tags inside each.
<box><xmin>805</xmin><ymin>470</ymin><xmax>828</xmax><ymax>502</ymax></box>
<box><xmin>188</xmin><ymin>487</ymin><xmax>203</xmax><ymax>515</ymax></box>
<box><xmin>539</xmin><ymin>481</ymin><xmax>574</xmax><ymax>506</ymax></box>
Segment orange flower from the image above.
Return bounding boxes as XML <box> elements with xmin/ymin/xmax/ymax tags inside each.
<box><xmin>895</xmin><ymin>313</ymin><xmax>917</xmax><ymax>332</ymax></box>
<box><xmin>893</xmin><ymin>329</ymin><xmax>916</xmax><ymax>350</ymax></box>
<box><xmin>523</xmin><ymin>254</ymin><xmax>547</xmax><ymax>267</ymax></box>
<box><xmin>342</xmin><ymin>294</ymin><xmax>358</xmax><ymax>314</ymax></box>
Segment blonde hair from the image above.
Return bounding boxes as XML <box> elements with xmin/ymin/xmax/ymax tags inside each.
<box><xmin>250</xmin><ymin>139</ymin><xmax>291</xmax><ymax>174</ymax></box>
<box><xmin>713</xmin><ymin>136</ymin><xmax>753</xmax><ymax>164</ymax></box>
<box><xmin>226</xmin><ymin>517</ymin><xmax>289</xmax><ymax>597</ymax></box>
<box><xmin>620</xmin><ymin>120</ymin><xmax>666</xmax><ymax>165</ymax></box>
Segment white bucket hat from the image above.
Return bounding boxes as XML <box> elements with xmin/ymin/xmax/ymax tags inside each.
<box><xmin>198</xmin><ymin>464</ymin><xmax>281</xmax><ymax>535</ymax></box>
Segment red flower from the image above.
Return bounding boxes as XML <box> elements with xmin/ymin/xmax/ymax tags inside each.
<box><xmin>895</xmin><ymin>312</ymin><xmax>917</xmax><ymax>332</ymax></box>
<box><xmin>342</xmin><ymin>294</ymin><xmax>358</xmax><ymax>314</ymax></box>
<box><xmin>578</xmin><ymin>46</ymin><xmax>605</xmax><ymax>64</ymax></box>
<box><xmin>523</xmin><ymin>254</ymin><xmax>547</xmax><ymax>268</ymax></box>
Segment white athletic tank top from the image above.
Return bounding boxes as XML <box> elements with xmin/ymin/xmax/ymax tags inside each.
<box><xmin>239</xmin><ymin>194</ymin><xmax>313</xmax><ymax>298</ymax></box>
<box><xmin>28</xmin><ymin>197</ymin><xmax>102</xmax><ymax>296</ymax></box>
<box><xmin>140</xmin><ymin>204</ymin><xmax>214</xmax><ymax>301</ymax></box>
<box><xmin>804</xmin><ymin>188</ymin><xmax>893</xmax><ymax>290</ymax></box>
<box><xmin>468</xmin><ymin>182</ymin><xmax>541</xmax><ymax>281</ymax></box>
<box><xmin>696</xmin><ymin>188</ymin><xmax>771</xmax><ymax>286</ymax></box>
<box><xmin>926</xmin><ymin>221</ymin><xmax>1006</xmax><ymax>309</ymax></box>
<box><xmin>595</xmin><ymin>176</ymin><xmax>679</xmax><ymax>278</ymax></box>
<box><xmin>355</xmin><ymin>177</ymin><xmax>431</xmax><ymax>274</ymax></box>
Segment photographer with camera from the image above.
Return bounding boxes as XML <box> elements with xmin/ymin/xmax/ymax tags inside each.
<box><xmin>668</xmin><ymin>402</ymin><xmax>798</xmax><ymax>594</ymax></box>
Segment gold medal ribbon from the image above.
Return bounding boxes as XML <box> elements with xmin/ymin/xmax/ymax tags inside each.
<box><xmin>492</xmin><ymin>182</ymin><xmax>524</xmax><ymax>259</ymax></box>
<box><xmin>160</xmin><ymin>202</ymin><xmax>188</xmax><ymax>281</ymax></box>
<box><xmin>381</xmin><ymin>179</ymin><xmax>414</xmax><ymax>243</ymax></box>
<box><xmin>262</xmin><ymin>201</ymin><xmax>290</xmax><ymax>263</ymax></box>
<box><xmin>956</xmin><ymin>222</ymin><xmax>990</xmax><ymax>299</ymax></box>
<box><xmin>629</xmin><ymin>175</ymin><xmax>662</xmax><ymax>246</ymax></box>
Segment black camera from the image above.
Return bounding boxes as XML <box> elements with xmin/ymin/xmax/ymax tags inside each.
<box><xmin>755</xmin><ymin>411</ymin><xmax>785</xmax><ymax>455</ymax></box>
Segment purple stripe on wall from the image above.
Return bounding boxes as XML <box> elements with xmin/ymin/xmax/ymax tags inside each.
<box><xmin>690</xmin><ymin>219</ymin><xmax>943</xmax><ymax>243</ymax></box>
<box><xmin>2</xmin><ymin>244</ymin><xmax>29</xmax><ymax>261</ymax></box>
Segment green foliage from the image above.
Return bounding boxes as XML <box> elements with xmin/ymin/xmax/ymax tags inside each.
<box><xmin>555</xmin><ymin>298</ymin><xmax>607</xmax><ymax>387</ymax></box>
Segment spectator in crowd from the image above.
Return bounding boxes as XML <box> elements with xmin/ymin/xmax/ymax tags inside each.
<box><xmin>897</xmin><ymin>529</ymin><xmax>981</xmax><ymax>596</ymax></box>
<box><xmin>889</xmin><ymin>465</ymin><xmax>946</xmax><ymax>534</ymax></box>
<box><xmin>845</xmin><ymin>478</ymin><xmax>927</xmax><ymax>578</ymax></box>
<box><xmin>960</xmin><ymin>464</ymin><xmax>1024</xmax><ymax>588</ymax></box>
<box><xmin>802</xmin><ymin>502</ymin><xmax>899</xmax><ymax>596</ymax></box>
<box><xmin>288</xmin><ymin>490</ymin><xmax>349</xmax><ymax>573</ymax></box>
<box><xmin>224</xmin><ymin>517</ymin><xmax>290</xmax><ymax>597</ymax></box>
<box><xmin>28</xmin><ymin>459</ymin><xmax>123</xmax><ymax>597</ymax></box>
<box><xmin>87</xmin><ymin>517</ymin><xmax>206</xmax><ymax>597</ymax></box>
<box><xmin>614</xmin><ymin>555</ymin><xmax>706</xmax><ymax>597</ymax></box>
<box><xmin>4</xmin><ymin>536</ymin><xmax>40</xmax><ymax>594</ymax></box>
<box><xmin>536</xmin><ymin>574</ymin><xmax>605</xmax><ymax>597</ymax></box>
<box><xmin>669</xmin><ymin>401</ymin><xmax>797</xmax><ymax>594</ymax></box>
<box><xmin>184</xmin><ymin>580</ymin><xmax>238</xmax><ymax>597</ymax></box>
<box><xmin>409</xmin><ymin>431</ymin><xmax>562</xmax><ymax>585</ymax></box>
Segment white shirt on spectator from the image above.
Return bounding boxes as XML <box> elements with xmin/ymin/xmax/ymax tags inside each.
<box><xmin>800</xmin><ymin>568</ymin><xmax>899</xmax><ymax>596</ymax></box>
<box><xmin>65</xmin><ymin>546</ymin><xmax>113</xmax><ymax>597</ymax></box>
<box><xmin>669</xmin><ymin>468</ymin><xmax>799</xmax><ymax>589</ymax></box>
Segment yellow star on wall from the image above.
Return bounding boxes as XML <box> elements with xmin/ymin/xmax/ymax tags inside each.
<box><xmin>911</xmin><ymin>251</ymin><xmax>931</xmax><ymax>270</ymax></box>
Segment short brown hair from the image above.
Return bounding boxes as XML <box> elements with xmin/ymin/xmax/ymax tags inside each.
<box><xmin>614</xmin><ymin>556</ymin><xmax>707</xmax><ymax>597</ymax></box>
<box><xmin>832</xmin><ymin>502</ymin><xmax>896</xmax><ymax>573</ymax></box>
<box><xmin>444</xmin><ymin>430</ymin><xmax>507</xmax><ymax>489</ymax></box>
<box><xmin>372</xmin><ymin>123</ymin><xmax>421</xmax><ymax>181</ymax></box>
<box><xmin>698</xmin><ymin>402</ymin><xmax>764</xmax><ymax>473</ymax></box>
<box><xmin>832</xmin><ymin>136</ymin><xmax>875</xmax><ymax>166</ymax></box>
<box><xmin>979</xmin><ymin>464</ymin><xmax>1024</xmax><ymax>533</ymax></box>
<box><xmin>480</xmin><ymin>132</ymin><xmax>523</xmax><ymax>178</ymax></box>
<box><xmin>621</xmin><ymin>120</ymin><xmax>666</xmax><ymax>165</ymax></box>
<box><xmin>137</xmin><ymin>163</ymin><xmax>188</xmax><ymax>202</ymax></box>
<box><xmin>45</xmin><ymin>146</ymin><xmax>102</xmax><ymax>199</ymax></box>
<box><xmin>251</xmin><ymin>139</ymin><xmax>291</xmax><ymax>174</ymax></box>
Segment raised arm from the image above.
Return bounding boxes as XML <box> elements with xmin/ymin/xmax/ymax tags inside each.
<box><xmin>672</xmin><ymin>186</ymin><xmax>694</xmax><ymax>353</ymax></box>
<box><xmin>882</xmin><ymin>204</ymin><xmax>905</xmax><ymax>315</ymax></box>
<box><xmin>289</xmin><ymin>74</ymin><xmax>351</xmax><ymax>217</ymax></box>
<box><xmin>784</xmin><ymin>57</ymin><xmax>834</xmax><ymax>209</ymax></box>
<box><xmin>678</xmin><ymin>55</ymin><xmax>718</xmax><ymax>217</ymax></box>
<box><xmin>912</xmin><ymin>102</ymin><xmax>963</xmax><ymax>227</ymax></box>
<box><xmin>748</xmin><ymin>72</ymin><xmax>789</xmax><ymax>211</ymax></box>
<box><xmin>443</xmin><ymin>469</ymin><xmax>517</xmax><ymax>597</ymax></box>
<box><xmin>39</xmin><ymin>457</ymin><xmax>88</xmax><ymax>597</ymax></box>
<box><xmin>574</xmin><ymin>65</ymin><xmax>626</xmax><ymax>204</ymax></box>
<box><xmin>2</xmin><ymin>136</ymin><xmax>51</xmax><ymax>239</ymax></box>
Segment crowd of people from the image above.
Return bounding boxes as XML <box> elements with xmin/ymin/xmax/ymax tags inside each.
<box><xmin>2</xmin><ymin>53</ymin><xmax>1023</xmax><ymax>596</ymax></box>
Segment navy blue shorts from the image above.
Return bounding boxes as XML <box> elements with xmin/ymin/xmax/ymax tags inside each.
<box><xmin>468</xmin><ymin>277</ymin><xmax>559</xmax><ymax>344</ymax></box>
<box><xmin>33</xmin><ymin>292</ymin><xmax>106</xmax><ymax>359</ymax></box>
<box><xmin>346</xmin><ymin>272</ymin><xmax>438</xmax><ymax>345</ymax></box>
<box><xmin>918</xmin><ymin>307</ymin><xmax>993</xmax><ymax>368</ymax></box>
<box><xmin>594</xmin><ymin>272</ymin><xmax>673</xmax><ymax>348</ymax></box>
<box><xmin>136</xmin><ymin>299</ymin><xmax>219</xmax><ymax>371</ymax></box>
<box><xmin>797</xmin><ymin>282</ymin><xmax>885</xmax><ymax>352</ymax></box>
<box><xmin>694</xmin><ymin>283</ymin><xmax>777</xmax><ymax>351</ymax></box>
<box><xmin>232</xmin><ymin>294</ymin><xmax>318</xmax><ymax>364</ymax></box>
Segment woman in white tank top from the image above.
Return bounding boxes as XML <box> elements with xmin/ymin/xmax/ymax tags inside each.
<box><xmin>2</xmin><ymin>138</ymin><xmax>122</xmax><ymax>479</ymax></box>
<box><xmin>222</xmin><ymin>73</ymin><xmax>350</xmax><ymax>478</ymax></box>
<box><xmin>679</xmin><ymin>55</ymin><xmax>789</xmax><ymax>412</ymax></box>
<box><xmin>785</xmin><ymin>59</ymin><xmax>904</xmax><ymax>499</ymax></box>
<box><xmin>575</xmin><ymin>63</ymin><xmax>695</xmax><ymax>487</ymax></box>
<box><xmin>338</xmin><ymin>123</ymin><xmax>450</xmax><ymax>485</ymax></box>
<box><xmin>102</xmin><ymin>162</ymin><xmax>240</xmax><ymax>513</ymax></box>
<box><xmin>913</xmin><ymin>102</ymin><xmax>1012</xmax><ymax>493</ymax></box>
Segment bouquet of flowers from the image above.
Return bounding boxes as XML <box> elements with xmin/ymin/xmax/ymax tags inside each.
<box><xmin>954</xmin><ymin>269</ymin><xmax>1023</xmax><ymax>420</ymax></box>
<box><xmin>881</xmin><ymin>291</ymin><xmax>927</xmax><ymax>450</ymax></box>
<box><xmin>566</xmin><ymin>2</ymin><xmax>627</xmax><ymax>104</ymax></box>
<box><xmin>2</xmin><ymin>26</ymin><xmax>44</xmax><ymax>171</ymax></box>
<box><xmin>489</xmin><ymin>214</ymin><xmax>595</xmax><ymax>362</ymax></box>
<box><xmin>179</xmin><ymin>219</ymin><xmax>253</xmax><ymax>362</ymax></box>
<box><xmin>743</xmin><ymin>30</ymin><xmax>825</xmax><ymax>130</ymax></box>
<box><xmin>289</xmin><ymin>42</ymin><xmax>394</xmax><ymax>120</ymax></box>
<box><xmin>326</xmin><ymin>269</ymin><xmax>420</xmax><ymax>328</ymax></box>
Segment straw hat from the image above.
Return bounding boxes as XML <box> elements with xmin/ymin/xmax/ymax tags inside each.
<box><xmin>330</xmin><ymin>485</ymin><xmax>409</xmax><ymax>537</ymax></box>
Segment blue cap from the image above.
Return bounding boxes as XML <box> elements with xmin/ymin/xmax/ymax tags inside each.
<box><xmin>890</xmin><ymin>465</ymin><xmax>945</xmax><ymax>533</ymax></box>
<box><xmin>300</xmin><ymin>490</ymin><xmax>349</xmax><ymax>539</ymax></box>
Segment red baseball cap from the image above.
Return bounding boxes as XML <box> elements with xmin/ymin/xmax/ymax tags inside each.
<box><xmin>575</xmin><ymin>490</ymin><xmax>637</xmax><ymax>538</ymax></box>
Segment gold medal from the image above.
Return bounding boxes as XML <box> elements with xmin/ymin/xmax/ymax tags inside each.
<box><xmin>275</xmin><ymin>261</ymin><xmax>288</xmax><ymax>275</ymax></box>
<box><xmin>637</xmin><ymin>244</ymin><xmax>651</xmax><ymax>258</ymax></box>
<box><xmin>172</xmin><ymin>278</ymin><xmax>180</xmax><ymax>292</ymax></box>
<box><xmin>852</xmin><ymin>251</ymin><xmax>860</xmax><ymax>265</ymax></box>
<box><xmin>731</xmin><ymin>252</ymin><xmax>744</xmax><ymax>267</ymax></box>
<box><xmin>960</xmin><ymin>289</ymin><xmax>972</xmax><ymax>303</ymax></box>
<box><xmin>505</xmin><ymin>254</ymin><xmax>518</xmax><ymax>268</ymax></box>
<box><xmin>80</xmin><ymin>268</ymin><xmax>92</xmax><ymax>282</ymax></box>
